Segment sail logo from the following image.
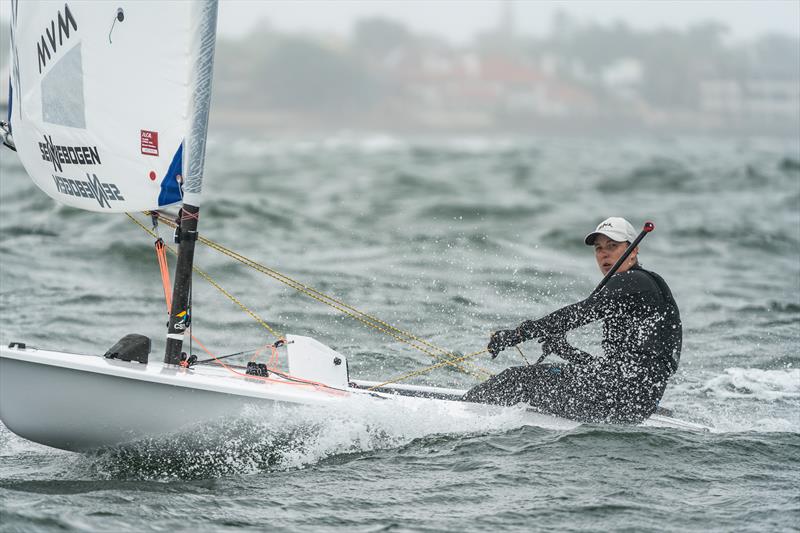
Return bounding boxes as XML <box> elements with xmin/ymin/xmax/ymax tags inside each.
<box><xmin>140</xmin><ymin>130</ymin><xmax>159</xmax><ymax>156</ymax></box>
<box><xmin>37</xmin><ymin>3</ymin><xmax>78</xmax><ymax>74</ymax></box>
<box><xmin>52</xmin><ymin>173</ymin><xmax>125</xmax><ymax>209</ymax></box>
<box><xmin>173</xmin><ymin>310</ymin><xmax>189</xmax><ymax>331</ymax></box>
<box><xmin>39</xmin><ymin>135</ymin><xmax>101</xmax><ymax>172</ymax></box>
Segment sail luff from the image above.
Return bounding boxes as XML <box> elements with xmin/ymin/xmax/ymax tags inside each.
<box><xmin>181</xmin><ymin>0</ymin><xmax>218</xmax><ymax>207</ymax></box>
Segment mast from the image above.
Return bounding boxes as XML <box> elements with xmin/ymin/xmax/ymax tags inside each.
<box><xmin>165</xmin><ymin>0</ymin><xmax>219</xmax><ymax>365</ymax></box>
<box><xmin>164</xmin><ymin>203</ymin><xmax>200</xmax><ymax>365</ymax></box>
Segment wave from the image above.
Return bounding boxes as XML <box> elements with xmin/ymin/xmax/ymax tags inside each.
<box><xmin>700</xmin><ymin>368</ymin><xmax>800</xmax><ymax>402</ymax></box>
<box><xmin>778</xmin><ymin>157</ymin><xmax>800</xmax><ymax>173</ymax></box>
<box><xmin>597</xmin><ymin>157</ymin><xmax>696</xmax><ymax>193</ymax></box>
<box><xmin>419</xmin><ymin>202</ymin><xmax>549</xmax><ymax>221</ymax></box>
<box><xmin>0</xmin><ymin>225</ymin><xmax>60</xmax><ymax>238</ymax></box>
<box><xmin>225</xmin><ymin>134</ymin><xmax>410</xmax><ymax>158</ymax></box>
<box><xmin>79</xmin><ymin>397</ymin><xmax>535</xmax><ymax>481</ymax></box>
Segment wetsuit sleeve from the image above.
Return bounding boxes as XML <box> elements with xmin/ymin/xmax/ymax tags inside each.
<box><xmin>517</xmin><ymin>270</ymin><xmax>654</xmax><ymax>340</ymax></box>
<box><xmin>551</xmin><ymin>340</ymin><xmax>592</xmax><ymax>365</ymax></box>
<box><xmin>516</xmin><ymin>291</ymin><xmax>610</xmax><ymax>340</ymax></box>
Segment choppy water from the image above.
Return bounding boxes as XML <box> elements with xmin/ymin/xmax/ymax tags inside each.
<box><xmin>1</xmin><ymin>134</ymin><xmax>798</xmax><ymax>532</ymax></box>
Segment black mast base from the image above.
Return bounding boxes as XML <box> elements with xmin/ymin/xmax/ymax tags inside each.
<box><xmin>164</xmin><ymin>203</ymin><xmax>200</xmax><ymax>365</ymax></box>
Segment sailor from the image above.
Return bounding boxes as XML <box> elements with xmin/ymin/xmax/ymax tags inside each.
<box><xmin>463</xmin><ymin>217</ymin><xmax>682</xmax><ymax>423</ymax></box>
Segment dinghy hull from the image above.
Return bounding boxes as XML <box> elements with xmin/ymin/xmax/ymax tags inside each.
<box><xmin>0</xmin><ymin>342</ymin><xmax>342</xmax><ymax>452</ymax></box>
<box><xmin>0</xmin><ymin>350</ymin><xmax>273</xmax><ymax>451</ymax></box>
<box><xmin>0</xmin><ymin>340</ymin><xmax>709</xmax><ymax>452</ymax></box>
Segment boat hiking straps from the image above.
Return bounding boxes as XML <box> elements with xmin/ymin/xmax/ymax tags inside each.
<box><xmin>142</xmin><ymin>211</ymin><xmax>491</xmax><ymax>379</ymax></box>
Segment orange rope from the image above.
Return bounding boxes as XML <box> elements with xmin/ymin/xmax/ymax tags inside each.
<box><xmin>249</xmin><ymin>342</ymin><xmax>281</xmax><ymax>369</ymax></box>
<box><xmin>155</xmin><ymin>239</ymin><xmax>172</xmax><ymax>312</ymax></box>
<box><xmin>249</xmin><ymin>342</ymin><xmax>271</xmax><ymax>363</ymax></box>
<box><xmin>144</xmin><ymin>217</ymin><xmax>344</xmax><ymax>395</ymax></box>
<box><xmin>188</xmin><ymin>335</ymin><xmax>347</xmax><ymax>396</ymax></box>
<box><xmin>269</xmin><ymin>344</ymin><xmax>280</xmax><ymax>368</ymax></box>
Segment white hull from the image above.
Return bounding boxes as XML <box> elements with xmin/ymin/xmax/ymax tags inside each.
<box><xmin>0</xmin><ymin>338</ymin><xmax>708</xmax><ymax>452</ymax></box>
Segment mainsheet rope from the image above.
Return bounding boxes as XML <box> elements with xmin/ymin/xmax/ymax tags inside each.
<box><xmin>140</xmin><ymin>211</ymin><xmax>491</xmax><ymax>379</ymax></box>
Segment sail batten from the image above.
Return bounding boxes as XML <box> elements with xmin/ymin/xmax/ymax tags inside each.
<box><xmin>8</xmin><ymin>1</ymin><xmax>218</xmax><ymax>213</ymax></box>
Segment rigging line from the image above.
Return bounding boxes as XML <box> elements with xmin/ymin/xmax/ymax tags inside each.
<box><xmin>155</xmin><ymin>239</ymin><xmax>172</xmax><ymax>312</ymax></box>
<box><xmin>366</xmin><ymin>348</ymin><xmax>490</xmax><ymax>391</ymax></box>
<box><xmin>127</xmin><ymin>213</ymin><xmax>282</xmax><ymax>339</ymax></box>
<box><xmin>201</xmin><ymin>237</ymin><xmax>488</xmax><ymax>378</ymax></box>
<box><xmin>194</xmin><ymin>348</ymin><xmax>256</xmax><ymax>365</ymax></box>
<box><xmin>188</xmin><ymin>275</ymin><xmax>193</xmax><ymax>361</ymax></box>
<box><xmin>186</xmin><ymin>334</ymin><xmax>348</xmax><ymax>396</ymax></box>
<box><xmin>134</xmin><ymin>211</ymin><xmax>445</xmax><ymax>368</ymax></box>
<box><xmin>134</xmin><ymin>212</ymin><xmax>489</xmax><ymax>381</ymax></box>
<box><xmin>515</xmin><ymin>346</ymin><xmax>530</xmax><ymax>365</ymax></box>
<box><xmin>147</xmin><ymin>214</ymin><xmax>459</xmax><ymax>358</ymax></box>
<box><xmin>192</xmin><ymin>260</ymin><xmax>282</xmax><ymax>339</ymax></box>
<box><xmin>135</xmin><ymin>213</ymin><xmax>329</xmax><ymax>390</ymax></box>
<box><xmin>146</xmin><ymin>211</ymin><xmax>491</xmax><ymax>378</ymax></box>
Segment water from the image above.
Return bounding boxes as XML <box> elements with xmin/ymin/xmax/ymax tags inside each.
<box><xmin>1</xmin><ymin>134</ymin><xmax>798</xmax><ymax>531</ymax></box>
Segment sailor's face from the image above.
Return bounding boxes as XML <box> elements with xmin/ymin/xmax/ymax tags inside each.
<box><xmin>594</xmin><ymin>234</ymin><xmax>638</xmax><ymax>275</ymax></box>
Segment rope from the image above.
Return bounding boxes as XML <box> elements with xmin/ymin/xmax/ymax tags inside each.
<box><xmin>127</xmin><ymin>213</ymin><xmax>282</xmax><ymax>339</ymax></box>
<box><xmin>194</xmin><ymin>348</ymin><xmax>255</xmax><ymax>365</ymax></box>
<box><xmin>189</xmin><ymin>258</ymin><xmax>282</xmax><ymax>339</ymax></box>
<box><xmin>366</xmin><ymin>348</ymin><xmax>489</xmax><ymax>391</ymax></box>
<box><xmin>185</xmin><ymin>331</ymin><xmax>347</xmax><ymax>396</ymax></box>
<box><xmin>515</xmin><ymin>346</ymin><xmax>530</xmax><ymax>365</ymax></box>
<box><xmin>146</xmin><ymin>211</ymin><xmax>491</xmax><ymax>379</ymax></box>
<box><xmin>131</xmin><ymin>213</ymin><xmax>350</xmax><ymax>395</ymax></box>
<box><xmin>155</xmin><ymin>239</ymin><xmax>172</xmax><ymax>312</ymax></box>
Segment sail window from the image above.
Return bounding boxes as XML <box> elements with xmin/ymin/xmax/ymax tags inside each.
<box><xmin>42</xmin><ymin>44</ymin><xmax>86</xmax><ymax>129</ymax></box>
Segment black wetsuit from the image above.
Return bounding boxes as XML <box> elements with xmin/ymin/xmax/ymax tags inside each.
<box><xmin>463</xmin><ymin>265</ymin><xmax>682</xmax><ymax>423</ymax></box>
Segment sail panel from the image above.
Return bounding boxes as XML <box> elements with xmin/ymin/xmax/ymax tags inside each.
<box><xmin>8</xmin><ymin>1</ymin><xmax>217</xmax><ymax>213</ymax></box>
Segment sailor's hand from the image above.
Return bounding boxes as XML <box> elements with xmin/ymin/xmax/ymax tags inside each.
<box><xmin>538</xmin><ymin>334</ymin><xmax>568</xmax><ymax>357</ymax></box>
<box><xmin>488</xmin><ymin>329</ymin><xmax>522</xmax><ymax>359</ymax></box>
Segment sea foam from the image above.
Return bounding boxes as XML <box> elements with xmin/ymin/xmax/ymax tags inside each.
<box><xmin>701</xmin><ymin>367</ymin><xmax>800</xmax><ymax>401</ymax></box>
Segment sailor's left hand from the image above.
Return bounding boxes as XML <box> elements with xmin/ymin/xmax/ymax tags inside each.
<box><xmin>488</xmin><ymin>329</ymin><xmax>522</xmax><ymax>359</ymax></box>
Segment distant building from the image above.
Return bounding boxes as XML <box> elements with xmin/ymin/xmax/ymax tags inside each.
<box><xmin>700</xmin><ymin>79</ymin><xmax>800</xmax><ymax>121</ymax></box>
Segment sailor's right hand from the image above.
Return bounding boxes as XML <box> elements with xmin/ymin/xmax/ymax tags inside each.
<box><xmin>538</xmin><ymin>334</ymin><xmax>568</xmax><ymax>357</ymax></box>
<box><xmin>488</xmin><ymin>329</ymin><xmax>522</xmax><ymax>359</ymax></box>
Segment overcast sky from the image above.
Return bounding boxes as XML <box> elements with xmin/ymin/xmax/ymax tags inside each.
<box><xmin>0</xmin><ymin>1</ymin><xmax>796</xmax><ymax>42</ymax></box>
<box><xmin>216</xmin><ymin>0</ymin><xmax>800</xmax><ymax>42</ymax></box>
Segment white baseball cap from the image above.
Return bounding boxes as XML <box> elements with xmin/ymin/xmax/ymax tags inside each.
<box><xmin>585</xmin><ymin>217</ymin><xmax>637</xmax><ymax>245</ymax></box>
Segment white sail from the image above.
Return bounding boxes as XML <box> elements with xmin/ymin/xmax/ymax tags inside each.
<box><xmin>7</xmin><ymin>0</ymin><xmax>217</xmax><ymax>213</ymax></box>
